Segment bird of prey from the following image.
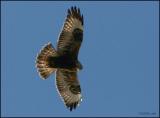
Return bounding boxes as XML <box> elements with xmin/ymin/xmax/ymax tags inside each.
<box><xmin>36</xmin><ymin>6</ymin><xmax>84</xmax><ymax>111</ymax></box>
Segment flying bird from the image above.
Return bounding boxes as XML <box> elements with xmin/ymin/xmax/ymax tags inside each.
<box><xmin>36</xmin><ymin>6</ymin><xmax>84</xmax><ymax>111</ymax></box>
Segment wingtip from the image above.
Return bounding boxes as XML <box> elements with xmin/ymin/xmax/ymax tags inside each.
<box><xmin>67</xmin><ymin>6</ymin><xmax>83</xmax><ymax>26</ymax></box>
<box><xmin>67</xmin><ymin>102</ymin><xmax>78</xmax><ymax>111</ymax></box>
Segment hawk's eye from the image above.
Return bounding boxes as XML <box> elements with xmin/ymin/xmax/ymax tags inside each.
<box><xmin>69</xmin><ymin>85</ymin><xmax>81</xmax><ymax>94</ymax></box>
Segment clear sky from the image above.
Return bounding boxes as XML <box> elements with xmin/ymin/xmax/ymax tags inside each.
<box><xmin>1</xmin><ymin>1</ymin><xmax>159</xmax><ymax>117</ymax></box>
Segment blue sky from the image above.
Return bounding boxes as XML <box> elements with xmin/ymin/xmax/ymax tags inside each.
<box><xmin>1</xmin><ymin>1</ymin><xmax>159</xmax><ymax>117</ymax></box>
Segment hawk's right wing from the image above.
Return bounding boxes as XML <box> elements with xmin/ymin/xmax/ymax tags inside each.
<box><xmin>55</xmin><ymin>69</ymin><xmax>82</xmax><ymax>111</ymax></box>
<box><xmin>57</xmin><ymin>6</ymin><xmax>83</xmax><ymax>58</ymax></box>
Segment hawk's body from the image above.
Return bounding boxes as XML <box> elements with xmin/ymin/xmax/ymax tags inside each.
<box><xmin>36</xmin><ymin>6</ymin><xmax>84</xmax><ymax>111</ymax></box>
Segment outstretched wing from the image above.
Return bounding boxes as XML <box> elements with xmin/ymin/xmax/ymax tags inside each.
<box><xmin>55</xmin><ymin>69</ymin><xmax>82</xmax><ymax>111</ymax></box>
<box><xmin>57</xmin><ymin>6</ymin><xmax>83</xmax><ymax>58</ymax></box>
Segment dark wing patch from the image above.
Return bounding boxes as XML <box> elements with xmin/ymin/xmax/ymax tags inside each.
<box><xmin>57</xmin><ymin>6</ymin><xmax>83</xmax><ymax>57</ymax></box>
<box><xmin>56</xmin><ymin>69</ymin><xmax>82</xmax><ymax>111</ymax></box>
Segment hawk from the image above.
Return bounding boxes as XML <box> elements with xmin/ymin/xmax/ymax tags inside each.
<box><xmin>36</xmin><ymin>6</ymin><xmax>84</xmax><ymax>111</ymax></box>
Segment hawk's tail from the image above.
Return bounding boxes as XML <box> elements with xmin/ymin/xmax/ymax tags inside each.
<box><xmin>36</xmin><ymin>42</ymin><xmax>57</xmax><ymax>79</ymax></box>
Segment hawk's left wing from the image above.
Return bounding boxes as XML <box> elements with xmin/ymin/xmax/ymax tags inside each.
<box><xmin>55</xmin><ymin>69</ymin><xmax>82</xmax><ymax>111</ymax></box>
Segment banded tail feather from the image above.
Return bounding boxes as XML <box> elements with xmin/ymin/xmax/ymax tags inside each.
<box><xmin>36</xmin><ymin>42</ymin><xmax>58</xmax><ymax>79</ymax></box>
